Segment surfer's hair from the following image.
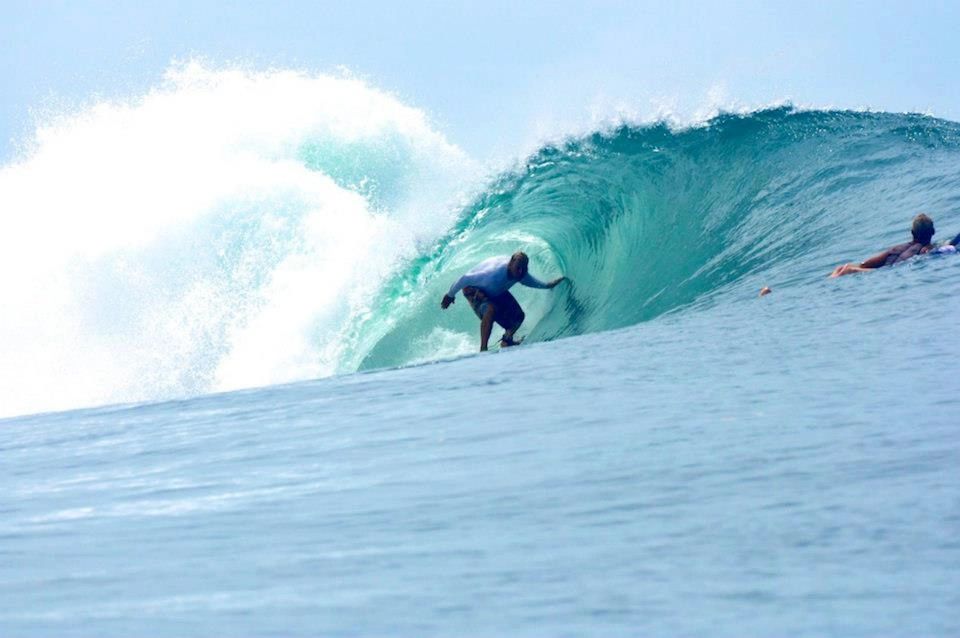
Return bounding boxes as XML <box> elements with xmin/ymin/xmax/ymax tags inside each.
<box><xmin>912</xmin><ymin>213</ymin><xmax>935</xmax><ymax>244</ymax></box>
<box><xmin>509</xmin><ymin>251</ymin><xmax>529</xmax><ymax>279</ymax></box>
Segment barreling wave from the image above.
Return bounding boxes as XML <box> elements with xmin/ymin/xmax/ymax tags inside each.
<box><xmin>3</xmin><ymin>63</ymin><xmax>960</xmax><ymax>417</ymax></box>
<box><xmin>346</xmin><ymin>107</ymin><xmax>960</xmax><ymax>371</ymax></box>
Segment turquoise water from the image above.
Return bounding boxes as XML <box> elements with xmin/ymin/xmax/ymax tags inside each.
<box><xmin>3</xmin><ymin>263</ymin><xmax>959</xmax><ymax>636</ymax></box>
<box><xmin>348</xmin><ymin>108</ymin><xmax>960</xmax><ymax>371</ymax></box>
<box><xmin>1</xmin><ymin>73</ymin><xmax>959</xmax><ymax>634</ymax></box>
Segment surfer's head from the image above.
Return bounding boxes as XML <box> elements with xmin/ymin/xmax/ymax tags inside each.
<box><xmin>508</xmin><ymin>252</ymin><xmax>529</xmax><ymax>280</ymax></box>
<box><xmin>912</xmin><ymin>213</ymin><xmax>935</xmax><ymax>244</ymax></box>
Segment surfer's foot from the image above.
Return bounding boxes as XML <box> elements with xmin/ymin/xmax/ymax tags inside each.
<box><xmin>499</xmin><ymin>334</ymin><xmax>520</xmax><ymax>348</ymax></box>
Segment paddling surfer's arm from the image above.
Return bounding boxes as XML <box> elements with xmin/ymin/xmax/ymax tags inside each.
<box><xmin>859</xmin><ymin>250</ymin><xmax>893</xmax><ymax>269</ymax></box>
<box><xmin>830</xmin><ymin>250</ymin><xmax>892</xmax><ymax>277</ymax></box>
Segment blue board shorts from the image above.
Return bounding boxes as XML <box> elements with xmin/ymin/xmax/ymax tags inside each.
<box><xmin>463</xmin><ymin>287</ymin><xmax>525</xmax><ymax>331</ymax></box>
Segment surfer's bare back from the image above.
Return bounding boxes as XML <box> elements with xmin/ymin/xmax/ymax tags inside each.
<box><xmin>441</xmin><ymin>252</ymin><xmax>565</xmax><ymax>351</ymax></box>
<box><xmin>829</xmin><ymin>213</ymin><xmax>944</xmax><ymax>277</ymax></box>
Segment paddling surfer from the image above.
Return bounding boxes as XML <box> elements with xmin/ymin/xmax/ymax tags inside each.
<box><xmin>830</xmin><ymin>213</ymin><xmax>939</xmax><ymax>277</ymax></box>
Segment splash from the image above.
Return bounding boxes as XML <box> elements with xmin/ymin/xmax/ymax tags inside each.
<box><xmin>0</xmin><ymin>63</ymin><xmax>472</xmax><ymax>417</ymax></box>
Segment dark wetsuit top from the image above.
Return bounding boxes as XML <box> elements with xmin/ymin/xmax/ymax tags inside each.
<box><xmin>881</xmin><ymin>241</ymin><xmax>934</xmax><ymax>267</ymax></box>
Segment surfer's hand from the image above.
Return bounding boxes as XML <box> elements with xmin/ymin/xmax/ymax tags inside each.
<box><xmin>548</xmin><ymin>276</ymin><xmax>566</xmax><ymax>288</ymax></box>
<box><xmin>441</xmin><ymin>294</ymin><xmax>455</xmax><ymax>309</ymax></box>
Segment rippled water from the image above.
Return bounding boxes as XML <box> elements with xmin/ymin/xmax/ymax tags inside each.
<box><xmin>3</xmin><ymin>253</ymin><xmax>958</xmax><ymax>636</ymax></box>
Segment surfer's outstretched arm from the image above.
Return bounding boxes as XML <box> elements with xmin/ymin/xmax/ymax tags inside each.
<box><xmin>441</xmin><ymin>274</ymin><xmax>472</xmax><ymax>308</ymax></box>
<box><xmin>442</xmin><ymin>275</ymin><xmax>468</xmax><ymax>307</ymax></box>
<box><xmin>830</xmin><ymin>264</ymin><xmax>869</xmax><ymax>277</ymax></box>
<box><xmin>830</xmin><ymin>250</ymin><xmax>891</xmax><ymax>277</ymax></box>
<box><xmin>442</xmin><ymin>270</ymin><xmax>488</xmax><ymax>308</ymax></box>
<box><xmin>520</xmin><ymin>273</ymin><xmax>566</xmax><ymax>289</ymax></box>
<box><xmin>858</xmin><ymin>250</ymin><xmax>892</xmax><ymax>269</ymax></box>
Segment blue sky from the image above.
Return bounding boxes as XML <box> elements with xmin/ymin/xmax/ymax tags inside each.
<box><xmin>3</xmin><ymin>0</ymin><xmax>959</xmax><ymax>160</ymax></box>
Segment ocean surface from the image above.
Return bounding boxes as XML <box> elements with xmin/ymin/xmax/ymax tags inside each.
<box><xmin>1</xmin><ymin>67</ymin><xmax>959</xmax><ymax>636</ymax></box>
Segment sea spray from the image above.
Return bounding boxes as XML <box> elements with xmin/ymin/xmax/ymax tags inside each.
<box><xmin>0</xmin><ymin>63</ymin><xmax>471</xmax><ymax>417</ymax></box>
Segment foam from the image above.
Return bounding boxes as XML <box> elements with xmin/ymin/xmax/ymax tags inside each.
<box><xmin>0</xmin><ymin>62</ymin><xmax>472</xmax><ymax>417</ymax></box>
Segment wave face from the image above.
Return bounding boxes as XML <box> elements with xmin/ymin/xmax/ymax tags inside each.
<box><xmin>349</xmin><ymin>107</ymin><xmax>960</xmax><ymax>371</ymax></box>
<box><xmin>4</xmin><ymin>72</ymin><xmax>960</xmax><ymax>419</ymax></box>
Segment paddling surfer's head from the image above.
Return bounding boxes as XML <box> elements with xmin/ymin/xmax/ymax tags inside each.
<box><xmin>508</xmin><ymin>252</ymin><xmax>529</xmax><ymax>280</ymax></box>
<box><xmin>912</xmin><ymin>213</ymin><xmax>935</xmax><ymax>244</ymax></box>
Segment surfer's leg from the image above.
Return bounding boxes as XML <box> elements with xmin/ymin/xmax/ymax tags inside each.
<box><xmin>479</xmin><ymin>303</ymin><xmax>496</xmax><ymax>352</ymax></box>
<box><xmin>494</xmin><ymin>292</ymin><xmax>524</xmax><ymax>344</ymax></box>
<box><xmin>463</xmin><ymin>286</ymin><xmax>495</xmax><ymax>351</ymax></box>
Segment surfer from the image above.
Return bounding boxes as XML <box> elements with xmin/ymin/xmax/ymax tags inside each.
<box><xmin>440</xmin><ymin>252</ymin><xmax>565</xmax><ymax>351</ymax></box>
<box><xmin>829</xmin><ymin>213</ymin><xmax>938</xmax><ymax>277</ymax></box>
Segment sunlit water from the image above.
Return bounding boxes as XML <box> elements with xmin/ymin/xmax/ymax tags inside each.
<box><xmin>3</xmin><ymin>255</ymin><xmax>958</xmax><ymax>636</ymax></box>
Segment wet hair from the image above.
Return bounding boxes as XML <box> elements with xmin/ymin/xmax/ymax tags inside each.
<box><xmin>911</xmin><ymin>213</ymin><xmax>935</xmax><ymax>244</ymax></box>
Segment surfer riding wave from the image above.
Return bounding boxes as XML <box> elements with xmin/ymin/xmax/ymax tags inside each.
<box><xmin>440</xmin><ymin>252</ymin><xmax>565</xmax><ymax>351</ymax></box>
